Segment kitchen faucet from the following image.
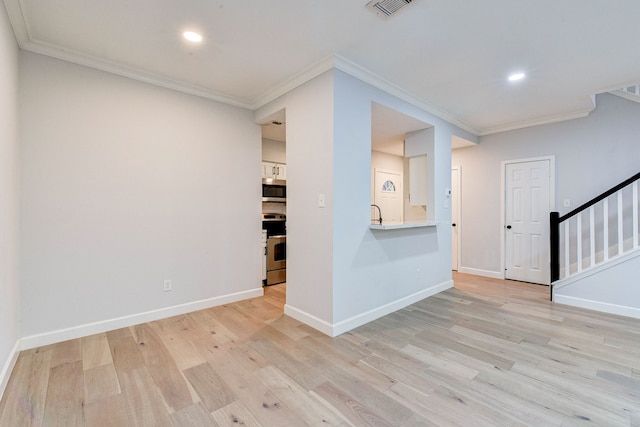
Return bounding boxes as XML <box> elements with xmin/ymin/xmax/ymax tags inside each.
<box><xmin>370</xmin><ymin>204</ymin><xmax>383</xmax><ymax>224</ymax></box>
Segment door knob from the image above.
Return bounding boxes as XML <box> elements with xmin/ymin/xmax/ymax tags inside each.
<box><xmin>452</xmin><ymin>223</ymin><xmax>457</xmax><ymax>227</ymax></box>
<box><xmin>506</xmin><ymin>225</ymin><xmax>512</xmax><ymax>229</ymax></box>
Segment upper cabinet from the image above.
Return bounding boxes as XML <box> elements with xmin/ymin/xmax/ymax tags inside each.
<box><xmin>262</xmin><ymin>162</ymin><xmax>286</xmax><ymax>180</ymax></box>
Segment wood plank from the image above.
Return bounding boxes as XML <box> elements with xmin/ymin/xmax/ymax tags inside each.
<box><xmin>83</xmin><ymin>363</ymin><xmax>121</xmax><ymax>404</ymax></box>
<box><xmin>50</xmin><ymin>338</ymin><xmax>82</xmax><ymax>368</ymax></box>
<box><xmin>311</xmin><ymin>380</ymin><xmax>393</xmax><ymax>426</ymax></box>
<box><xmin>171</xmin><ymin>402</ymin><xmax>220</xmax><ymax>427</ymax></box>
<box><xmin>401</xmin><ymin>343</ymin><xmax>479</xmax><ymax>380</ymax></box>
<box><xmin>210</xmin><ymin>400</ymin><xmax>264</xmax><ymax>427</ymax></box>
<box><xmin>107</xmin><ymin>327</ymin><xmax>145</xmax><ymax>374</ymax></box>
<box><xmin>0</xmin><ymin>348</ymin><xmax>52</xmax><ymax>426</ymax></box>
<box><xmin>85</xmin><ymin>393</ymin><xmax>131</xmax><ymax>427</ymax></box>
<box><xmin>183</xmin><ymin>362</ymin><xmax>237</xmax><ymax>412</ymax></box>
<box><xmin>81</xmin><ymin>333</ymin><xmax>113</xmax><ymax>370</ymax></box>
<box><xmin>131</xmin><ymin>323</ymin><xmax>194</xmax><ymax>412</ymax></box>
<box><xmin>252</xmin><ymin>365</ymin><xmax>350</xmax><ymax>426</ymax></box>
<box><xmin>150</xmin><ymin>315</ymin><xmax>207</xmax><ymax>370</ymax></box>
<box><xmin>118</xmin><ymin>367</ymin><xmax>174</xmax><ymax>427</ymax></box>
<box><xmin>42</xmin><ymin>360</ymin><xmax>85</xmax><ymax>426</ymax></box>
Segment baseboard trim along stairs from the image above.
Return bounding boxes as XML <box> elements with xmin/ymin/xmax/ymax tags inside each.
<box><xmin>552</xmin><ymin>247</ymin><xmax>640</xmax><ymax>319</ymax></box>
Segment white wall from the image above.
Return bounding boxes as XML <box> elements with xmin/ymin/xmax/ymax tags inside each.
<box><xmin>262</xmin><ymin>138</ymin><xmax>286</xmax><ymax>164</ymax></box>
<box><xmin>452</xmin><ymin>93</ymin><xmax>640</xmax><ymax>276</ymax></box>
<box><xmin>0</xmin><ymin>2</ymin><xmax>19</xmax><ymax>396</ymax></box>
<box><xmin>554</xmin><ymin>253</ymin><xmax>640</xmax><ymax>319</ymax></box>
<box><xmin>19</xmin><ymin>52</ymin><xmax>263</xmax><ymax>339</ymax></box>
<box><xmin>332</xmin><ymin>71</ymin><xmax>457</xmax><ymax>331</ymax></box>
<box><xmin>260</xmin><ymin>69</ymin><xmax>473</xmax><ymax>335</ymax></box>
<box><xmin>255</xmin><ymin>71</ymin><xmax>335</xmax><ymax>330</ymax></box>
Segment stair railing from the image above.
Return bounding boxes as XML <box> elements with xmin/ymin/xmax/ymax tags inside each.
<box><xmin>550</xmin><ymin>172</ymin><xmax>640</xmax><ymax>289</ymax></box>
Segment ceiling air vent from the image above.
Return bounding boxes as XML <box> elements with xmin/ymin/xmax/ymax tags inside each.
<box><xmin>367</xmin><ymin>0</ymin><xmax>413</xmax><ymax>17</ymax></box>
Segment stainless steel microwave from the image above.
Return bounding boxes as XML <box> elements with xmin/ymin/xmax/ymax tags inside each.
<box><xmin>262</xmin><ymin>179</ymin><xmax>286</xmax><ymax>202</ymax></box>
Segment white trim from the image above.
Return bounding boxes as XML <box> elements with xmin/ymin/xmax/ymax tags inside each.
<box><xmin>251</xmin><ymin>55</ymin><xmax>336</xmax><ymax>109</ymax></box>
<box><xmin>553</xmin><ymin>295</ymin><xmax>640</xmax><ymax>320</ymax></box>
<box><xmin>22</xmin><ymin>39</ymin><xmax>253</xmax><ymax>109</ymax></box>
<box><xmin>283</xmin><ymin>305</ymin><xmax>335</xmax><ymax>336</ymax></box>
<box><xmin>330</xmin><ymin>55</ymin><xmax>479</xmax><ymax>135</ymax></box>
<box><xmin>457</xmin><ymin>267</ymin><xmax>504</xmax><ymax>280</ymax></box>
<box><xmin>553</xmin><ymin>248</ymin><xmax>640</xmax><ymax>291</ymax></box>
<box><xmin>608</xmin><ymin>90</ymin><xmax>640</xmax><ymax>104</ymax></box>
<box><xmin>20</xmin><ymin>288</ymin><xmax>264</xmax><ymax>350</ymax></box>
<box><xmin>285</xmin><ymin>280</ymin><xmax>453</xmax><ymax>337</ymax></box>
<box><xmin>478</xmin><ymin>107</ymin><xmax>595</xmax><ymax>136</ymax></box>
<box><xmin>501</xmin><ymin>156</ymin><xmax>555</xmax><ymax>284</ymax></box>
<box><xmin>4</xmin><ymin>0</ymin><xmax>607</xmax><ymax>137</ymax></box>
<box><xmin>0</xmin><ymin>340</ymin><xmax>21</xmax><ymax>402</ymax></box>
<box><xmin>451</xmin><ymin>165</ymin><xmax>461</xmax><ymax>271</ymax></box>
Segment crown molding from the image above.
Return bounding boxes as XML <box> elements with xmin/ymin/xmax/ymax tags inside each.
<box><xmin>608</xmin><ymin>90</ymin><xmax>640</xmax><ymax>104</ymax></box>
<box><xmin>3</xmin><ymin>0</ymin><xmax>253</xmax><ymax>108</ymax></box>
<box><xmin>23</xmin><ymin>38</ymin><xmax>254</xmax><ymax>109</ymax></box>
<box><xmin>3</xmin><ymin>0</ymin><xmax>29</xmax><ymax>47</ymax></box>
<box><xmin>250</xmin><ymin>55</ymin><xmax>337</xmax><ymax>109</ymax></box>
<box><xmin>478</xmin><ymin>101</ymin><xmax>596</xmax><ymax>136</ymax></box>
<box><xmin>3</xmin><ymin>0</ymin><xmax>611</xmax><ymax>137</ymax></box>
<box><xmin>331</xmin><ymin>54</ymin><xmax>481</xmax><ymax>135</ymax></box>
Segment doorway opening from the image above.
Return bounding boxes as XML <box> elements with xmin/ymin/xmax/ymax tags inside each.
<box><xmin>261</xmin><ymin>109</ymin><xmax>287</xmax><ymax>306</ymax></box>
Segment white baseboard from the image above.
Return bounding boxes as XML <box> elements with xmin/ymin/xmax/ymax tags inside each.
<box><xmin>285</xmin><ymin>279</ymin><xmax>454</xmax><ymax>337</ymax></box>
<box><xmin>0</xmin><ymin>340</ymin><xmax>20</xmax><ymax>403</ymax></box>
<box><xmin>20</xmin><ymin>287</ymin><xmax>264</xmax><ymax>350</ymax></box>
<box><xmin>554</xmin><ymin>295</ymin><xmax>640</xmax><ymax>320</ymax></box>
<box><xmin>283</xmin><ymin>305</ymin><xmax>334</xmax><ymax>336</ymax></box>
<box><xmin>457</xmin><ymin>267</ymin><xmax>504</xmax><ymax>280</ymax></box>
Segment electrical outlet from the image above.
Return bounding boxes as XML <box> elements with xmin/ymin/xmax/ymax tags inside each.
<box><xmin>163</xmin><ymin>279</ymin><xmax>172</xmax><ymax>292</ymax></box>
<box><xmin>416</xmin><ymin>268</ymin><xmax>421</xmax><ymax>279</ymax></box>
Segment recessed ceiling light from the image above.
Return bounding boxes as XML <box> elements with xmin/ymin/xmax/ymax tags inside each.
<box><xmin>183</xmin><ymin>31</ymin><xmax>202</xmax><ymax>43</ymax></box>
<box><xmin>508</xmin><ymin>72</ymin><xmax>526</xmax><ymax>82</ymax></box>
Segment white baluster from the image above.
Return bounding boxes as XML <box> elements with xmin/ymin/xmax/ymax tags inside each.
<box><xmin>634</xmin><ymin>181</ymin><xmax>638</xmax><ymax>250</ymax></box>
<box><xmin>604</xmin><ymin>199</ymin><xmax>609</xmax><ymax>262</ymax></box>
<box><xmin>589</xmin><ymin>206</ymin><xmax>595</xmax><ymax>268</ymax></box>
<box><xmin>577</xmin><ymin>213</ymin><xmax>582</xmax><ymax>272</ymax></box>
<box><xmin>618</xmin><ymin>191</ymin><xmax>624</xmax><ymax>256</ymax></box>
<box><xmin>564</xmin><ymin>221</ymin><xmax>570</xmax><ymax>278</ymax></box>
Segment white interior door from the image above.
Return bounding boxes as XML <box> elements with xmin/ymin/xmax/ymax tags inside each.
<box><xmin>451</xmin><ymin>167</ymin><xmax>460</xmax><ymax>271</ymax></box>
<box><xmin>374</xmin><ymin>169</ymin><xmax>402</xmax><ymax>223</ymax></box>
<box><xmin>505</xmin><ymin>159</ymin><xmax>551</xmax><ymax>285</ymax></box>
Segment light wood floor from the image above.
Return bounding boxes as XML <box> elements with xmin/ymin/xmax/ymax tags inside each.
<box><xmin>1</xmin><ymin>273</ymin><xmax>640</xmax><ymax>426</ymax></box>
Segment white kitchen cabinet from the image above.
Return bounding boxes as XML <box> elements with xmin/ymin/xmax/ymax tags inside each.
<box><xmin>262</xmin><ymin>162</ymin><xmax>286</xmax><ymax>180</ymax></box>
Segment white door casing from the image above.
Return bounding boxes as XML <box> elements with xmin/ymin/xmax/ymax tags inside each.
<box><xmin>452</xmin><ymin>166</ymin><xmax>461</xmax><ymax>271</ymax></box>
<box><xmin>504</xmin><ymin>158</ymin><xmax>553</xmax><ymax>285</ymax></box>
<box><xmin>374</xmin><ymin>169</ymin><xmax>403</xmax><ymax>223</ymax></box>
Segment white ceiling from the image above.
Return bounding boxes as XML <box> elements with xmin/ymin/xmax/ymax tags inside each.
<box><xmin>6</xmin><ymin>0</ymin><xmax>640</xmax><ymax>135</ymax></box>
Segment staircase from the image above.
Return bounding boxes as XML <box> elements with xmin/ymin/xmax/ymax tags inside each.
<box><xmin>550</xmin><ymin>172</ymin><xmax>640</xmax><ymax>319</ymax></box>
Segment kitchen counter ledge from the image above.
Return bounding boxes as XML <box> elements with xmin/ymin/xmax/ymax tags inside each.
<box><xmin>369</xmin><ymin>220</ymin><xmax>438</xmax><ymax>230</ymax></box>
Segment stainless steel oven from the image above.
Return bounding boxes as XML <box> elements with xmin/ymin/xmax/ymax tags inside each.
<box><xmin>262</xmin><ymin>213</ymin><xmax>286</xmax><ymax>286</ymax></box>
<box><xmin>266</xmin><ymin>235</ymin><xmax>286</xmax><ymax>285</ymax></box>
